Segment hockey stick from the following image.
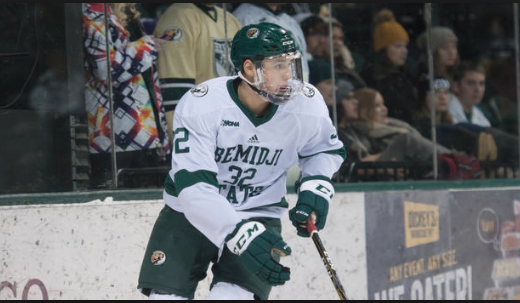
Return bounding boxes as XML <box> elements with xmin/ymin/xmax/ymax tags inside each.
<box><xmin>307</xmin><ymin>219</ymin><xmax>348</xmax><ymax>300</ymax></box>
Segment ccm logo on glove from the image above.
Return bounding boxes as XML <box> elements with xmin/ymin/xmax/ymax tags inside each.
<box><xmin>227</xmin><ymin>221</ymin><xmax>266</xmax><ymax>255</ymax></box>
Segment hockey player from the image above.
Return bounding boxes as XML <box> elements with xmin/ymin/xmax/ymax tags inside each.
<box><xmin>137</xmin><ymin>23</ymin><xmax>346</xmax><ymax>300</ymax></box>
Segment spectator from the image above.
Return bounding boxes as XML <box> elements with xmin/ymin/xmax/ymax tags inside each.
<box><xmin>300</xmin><ymin>15</ymin><xmax>330</xmax><ymax>61</ymax></box>
<box><xmin>351</xmin><ymin>87</ymin><xmax>452</xmax><ymax>163</ymax></box>
<box><xmin>360</xmin><ymin>9</ymin><xmax>420</xmax><ymax>123</ymax></box>
<box><xmin>416</xmin><ymin>26</ymin><xmax>460</xmax><ymax>82</ymax></box>
<box><xmin>82</xmin><ymin>3</ymin><xmax>170</xmax><ymax>188</ymax></box>
<box><xmin>334</xmin><ymin>83</ymin><xmax>449</xmax><ymax>181</ymax></box>
<box><xmin>307</xmin><ymin>62</ymin><xmax>377</xmax><ymax>162</ymax></box>
<box><xmin>412</xmin><ymin>75</ymin><xmax>498</xmax><ymax>162</ymax></box>
<box><xmin>449</xmin><ymin>61</ymin><xmax>519</xmax><ymax>172</ymax></box>
<box><xmin>308</xmin><ymin>58</ymin><xmax>337</xmax><ymax>113</ymax></box>
<box><xmin>233</xmin><ymin>3</ymin><xmax>309</xmax><ymax>82</ymax></box>
<box><xmin>412</xmin><ymin>75</ymin><xmax>455</xmax><ymax>138</ymax></box>
<box><xmin>327</xmin><ymin>17</ymin><xmax>367</xmax><ymax>89</ymax></box>
<box><xmin>335</xmin><ymin>81</ymin><xmax>384</xmax><ymax>164</ymax></box>
<box><xmin>449</xmin><ymin>61</ymin><xmax>491</xmax><ymax>127</ymax></box>
<box><xmin>153</xmin><ymin>3</ymin><xmax>242</xmax><ymax>144</ymax></box>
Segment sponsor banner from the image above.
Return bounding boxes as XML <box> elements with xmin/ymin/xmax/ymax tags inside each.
<box><xmin>365</xmin><ymin>190</ymin><xmax>520</xmax><ymax>300</ymax></box>
<box><xmin>0</xmin><ymin>193</ymin><xmax>368</xmax><ymax>300</ymax></box>
<box><xmin>451</xmin><ymin>192</ymin><xmax>520</xmax><ymax>300</ymax></box>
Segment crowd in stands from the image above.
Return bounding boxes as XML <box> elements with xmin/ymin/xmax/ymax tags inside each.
<box><xmin>300</xmin><ymin>6</ymin><xmax>520</xmax><ymax>181</ymax></box>
<box><xmin>82</xmin><ymin>3</ymin><xmax>520</xmax><ymax>186</ymax></box>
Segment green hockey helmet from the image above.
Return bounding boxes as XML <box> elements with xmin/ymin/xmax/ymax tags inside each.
<box><xmin>231</xmin><ymin>22</ymin><xmax>298</xmax><ymax>71</ymax></box>
<box><xmin>231</xmin><ymin>22</ymin><xmax>304</xmax><ymax>104</ymax></box>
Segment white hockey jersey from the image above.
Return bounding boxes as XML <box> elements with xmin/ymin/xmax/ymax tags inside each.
<box><xmin>164</xmin><ymin>76</ymin><xmax>346</xmax><ymax>249</ymax></box>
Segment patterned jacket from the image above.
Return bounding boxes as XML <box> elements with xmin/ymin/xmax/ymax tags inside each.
<box><xmin>82</xmin><ymin>3</ymin><xmax>170</xmax><ymax>154</ymax></box>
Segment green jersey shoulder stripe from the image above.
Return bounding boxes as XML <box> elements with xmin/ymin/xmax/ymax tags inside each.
<box><xmin>164</xmin><ymin>169</ymin><xmax>219</xmax><ymax>197</ymax></box>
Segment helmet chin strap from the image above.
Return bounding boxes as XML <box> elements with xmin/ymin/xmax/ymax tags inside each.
<box><xmin>238</xmin><ymin>71</ymin><xmax>274</xmax><ymax>103</ymax></box>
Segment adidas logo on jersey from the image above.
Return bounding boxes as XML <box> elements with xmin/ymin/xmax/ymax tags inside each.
<box><xmin>247</xmin><ymin>134</ymin><xmax>260</xmax><ymax>144</ymax></box>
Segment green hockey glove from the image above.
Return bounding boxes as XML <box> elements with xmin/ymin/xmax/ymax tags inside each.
<box><xmin>289</xmin><ymin>179</ymin><xmax>334</xmax><ymax>237</ymax></box>
<box><xmin>226</xmin><ymin>221</ymin><xmax>292</xmax><ymax>286</ymax></box>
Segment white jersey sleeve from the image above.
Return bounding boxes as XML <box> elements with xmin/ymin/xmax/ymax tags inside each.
<box><xmin>166</xmin><ymin>94</ymin><xmax>241</xmax><ymax>249</ymax></box>
<box><xmin>297</xmin><ymin>86</ymin><xmax>346</xmax><ymax>180</ymax></box>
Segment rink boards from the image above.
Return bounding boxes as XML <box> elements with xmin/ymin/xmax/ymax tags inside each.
<box><xmin>1</xmin><ymin>187</ymin><xmax>519</xmax><ymax>300</ymax></box>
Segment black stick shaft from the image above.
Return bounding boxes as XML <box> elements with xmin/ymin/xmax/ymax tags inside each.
<box><xmin>307</xmin><ymin>220</ymin><xmax>348</xmax><ymax>300</ymax></box>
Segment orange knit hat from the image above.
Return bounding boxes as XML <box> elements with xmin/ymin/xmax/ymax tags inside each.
<box><xmin>373</xmin><ymin>9</ymin><xmax>409</xmax><ymax>52</ymax></box>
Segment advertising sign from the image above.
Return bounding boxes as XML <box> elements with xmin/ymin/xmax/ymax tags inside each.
<box><xmin>365</xmin><ymin>190</ymin><xmax>520</xmax><ymax>300</ymax></box>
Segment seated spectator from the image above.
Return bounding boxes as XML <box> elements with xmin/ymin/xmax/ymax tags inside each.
<box><xmin>334</xmin><ymin>80</ymin><xmax>402</xmax><ymax>181</ymax></box>
<box><xmin>335</xmin><ymin>81</ymin><xmax>385</xmax><ymax>164</ymax></box>
<box><xmin>327</xmin><ymin>17</ymin><xmax>367</xmax><ymax>90</ymax></box>
<box><xmin>307</xmin><ymin>57</ymin><xmax>358</xmax><ymax>123</ymax></box>
<box><xmin>300</xmin><ymin>15</ymin><xmax>330</xmax><ymax>62</ymax></box>
<box><xmin>412</xmin><ymin>75</ymin><xmax>498</xmax><ymax>163</ymax></box>
<box><xmin>335</xmin><ymin>83</ymin><xmax>451</xmax><ymax>181</ymax></box>
<box><xmin>335</xmin><ymin>82</ymin><xmax>452</xmax><ymax>168</ymax></box>
<box><xmin>412</xmin><ymin>75</ymin><xmax>454</xmax><ymax>138</ymax></box>
<box><xmin>351</xmin><ymin>87</ymin><xmax>452</xmax><ymax>162</ymax></box>
<box><xmin>416</xmin><ymin>26</ymin><xmax>460</xmax><ymax>82</ymax></box>
<box><xmin>449</xmin><ymin>61</ymin><xmax>492</xmax><ymax>127</ymax></box>
<box><xmin>360</xmin><ymin>9</ymin><xmax>420</xmax><ymax>123</ymax></box>
<box><xmin>308</xmin><ymin>58</ymin><xmax>338</xmax><ymax>120</ymax></box>
<box><xmin>449</xmin><ymin>61</ymin><xmax>519</xmax><ymax>172</ymax></box>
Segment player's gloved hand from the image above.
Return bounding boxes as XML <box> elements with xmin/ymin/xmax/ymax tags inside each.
<box><xmin>289</xmin><ymin>179</ymin><xmax>334</xmax><ymax>237</ymax></box>
<box><xmin>226</xmin><ymin>221</ymin><xmax>292</xmax><ymax>286</ymax></box>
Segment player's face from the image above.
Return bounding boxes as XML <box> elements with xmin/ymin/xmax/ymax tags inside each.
<box><xmin>255</xmin><ymin>52</ymin><xmax>304</xmax><ymax>103</ymax></box>
<box><xmin>262</xmin><ymin>56</ymin><xmax>294</xmax><ymax>90</ymax></box>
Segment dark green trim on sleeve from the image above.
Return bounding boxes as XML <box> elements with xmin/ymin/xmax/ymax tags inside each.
<box><xmin>166</xmin><ymin>169</ymin><xmax>220</xmax><ymax>196</ymax></box>
<box><xmin>159</xmin><ymin>78</ymin><xmax>196</xmax><ymax>103</ymax></box>
<box><xmin>299</xmin><ymin>146</ymin><xmax>347</xmax><ymax>160</ymax></box>
<box><xmin>164</xmin><ymin>174</ymin><xmax>177</xmax><ymax>197</ymax></box>
<box><xmin>161</xmin><ymin>87</ymin><xmax>191</xmax><ymax>103</ymax></box>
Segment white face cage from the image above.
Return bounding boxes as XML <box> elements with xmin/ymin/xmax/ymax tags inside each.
<box><xmin>239</xmin><ymin>51</ymin><xmax>304</xmax><ymax>105</ymax></box>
